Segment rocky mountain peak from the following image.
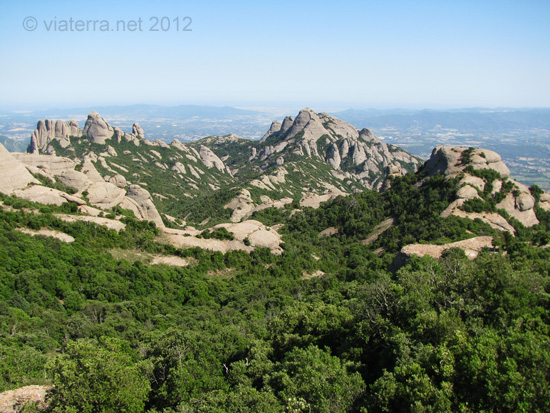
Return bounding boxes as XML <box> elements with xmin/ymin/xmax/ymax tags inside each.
<box><xmin>254</xmin><ymin>108</ymin><xmax>421</xmax><ymax>190</ymax></box>
<box><xmin>261</xmin><ymin>108</ymin><xmax>379</xmax><ymax>147</ymax></box>
<box><xmin>28</xmin><ymin>119</ymin><xmax>82</xmax><ymax>154</ymax></box>
<box><xmin>83</xmin><ymin>111</ymin><xmax>114</xmax><ymax>144</ymax></box>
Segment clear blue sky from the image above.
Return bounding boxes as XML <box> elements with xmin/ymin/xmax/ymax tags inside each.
<box><xmin>0</xmin><ymin>0</ymin><xmax>549</xmax><ymax>110</ymax></box>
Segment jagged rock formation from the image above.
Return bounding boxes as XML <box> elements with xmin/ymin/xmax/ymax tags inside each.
<box><xmin>256</xmin><ymin>108</ymin><xmax>421</xmax><ymax>190</ymax></box>
<box><xmin>0</xmin><ymin>143</ymin><xmax>39</xmax><ymax>194</ymax></box>
<box><xmin>28</xmin><ymin>119</ymin><xmax>82</xmax><ymax>154</ymax></box>
<box><xmin>7</xmin><ymin>109</ymin><xmax>550</xmax><ymax>262</ymax></box>
<box><xmin>7</xmin><ymin>139</ymin><xmax>167</xmax><ymax>227</ymax></box>
<box><xmin>21</xmin><ymin>109</ymin><xmax>421</xmax><ymax>227</ymax></box>
<box><xmin>83</xmin><ymin>111</ymin><xmax>114</xmax><ymax>144</ymax></box>
<box><xmin>132</xmin><ymin>122</ymin><xmax>144</xmax><ymax>138</ymax></box>
<box><xmin>27</xmin><ymin>112</ymin><xmax>152</xmax><ymax>155</ymax></box>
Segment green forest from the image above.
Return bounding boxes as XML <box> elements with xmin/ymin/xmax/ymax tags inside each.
<box><xmin>1</xmin><ymin>169</ymin><xmax>550</xmax><ymax>412</ymax></box>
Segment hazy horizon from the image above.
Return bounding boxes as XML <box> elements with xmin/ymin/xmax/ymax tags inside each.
<box><xmin>2</xmin><ymin>103</ymin><xmax>550</xmax><ymax>116</ymax></box>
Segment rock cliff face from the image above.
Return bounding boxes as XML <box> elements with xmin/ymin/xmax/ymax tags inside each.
<box><xmin>256</xmin><ymin>108</ymin><xmax>422</xmax><ymax>190</ymax></box>
<box><xmin>28</xmin><ymin>119</ymin><xmax>82</xmax><ymax>154</ymax></box>
<box><xmin>199</xmin><ymin>145</ymin><xmax>226</xmax><ymax>172</ymax></box>
<box><xmin>28</xmin><ymin>112</ymin><xmax>152</xmax><ymax>155</ymax></box>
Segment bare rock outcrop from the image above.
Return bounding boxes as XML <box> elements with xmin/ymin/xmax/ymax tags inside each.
<box><xmin>125</xmin><ymin>185</ymin><xmax>165</xmax><ymax>228</ymax></box>
<box><xmin>216</xmin><ymin>220</ymin><xmax>282</xmax><ymax>252</ymax></box>
<box><xmin>224</xmin><ymin>189</ymin><xmax>255</xmax><ymax>222</ymax></box>
<box><xmin>172</xmin><ymin>162</ymin><xmax>187</xmax><ymax>175</ymax></box>
<box><xmin>108</xmin><ymin>174</ymin><xmax>127</xmax><ymax>188</ymax></box>
<box><xmin>456</xmin><ymin>185</ymin><xmax>480</xmax><ymax>200</ymax></box>
<box><xmin>58</xmin><ymin>170</ymin><xmax>91</xmax><ymax>192</ymax></box>
<box><xmin>13</xmin><ymin>153</ymin><xmax>76</xmax><ymax>176</ymax></box>
<box><xmin>55</xmin><ymin>214</ymin><xmax>126</xmax><ymax>232</ymax></box>
<box><xmin>424</xmin><ymin>146</ymin><xmax>510</xmax><ymax>178</ymax></box>
<box><xmin>199</xmin><ymin>145</ymin><xmax>225</xmax><ymax>171</ymax></box>
<box><xmin>17</xmin><ymin>228</ymin><xmax>75</xmax><ymax>243</ymax></box>
<box><xmin>86</xmin><ymin>182</ymin><xmax>126</xmax><ymax>209</ymax></box>
<box><xmin>0</xmin><ymin>143</ymin><xmax>39</xmax><ymax>194</ymax></box>
<box><xmin>28</xmin><ymin>119</ymin><xmax>81</xmax><ymax>154</ymax></box>
<box><xmin>83</xmin><ymin>111</ymin><xmax>114</xmax><ymax>144</ymax></box>
<box><xmin>162</xmin><ymin>220</ymin><xmax>282</xmax><ymax>254</ymax></box>
<box><xmin>300</xmin><ymin>187</ymin><xmax>346</xmax><ymax>209</ymax></box>
<box><xmin>0</xmin><ymin>385</ymin><xmax>52</xmax><ymax>413</ymax></box>
<box><xmin>424</xmin><ymin>146</ymin><xmax>542</xmax><ymax>230</ymax></box>
<box><xmin>260</xmin><ymin>120</ymin><xmax>282</xmax><ymax>142</ymax></box>
<box><xmin>132</xmin><ymin>122</ymin><xmax>144</xmax><ymax>138</ymax></box>
<box><xmin>14</xmin><ymin>186</ymin><xmax>69</xmax><ymax>206</ymax></box>
<box><xmin>242</xmin><ymin>196</ymin><xmax>293</xmax><ymax>221</ymax></box>
<box><xmin>391</xmin><ymin>236</ymin><xmax>495</xmax><ymax>271</ymax></box>
<box><xmin>496</xmin><ymin>192</ymin><xmax>539</xmax><ymax>227</ymax></box>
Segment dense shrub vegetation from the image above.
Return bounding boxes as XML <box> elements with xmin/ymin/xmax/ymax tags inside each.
<box><xmin>1</xmin><ymin>171</ymin><xmax>550</xmax><ymax>412</ymax></box>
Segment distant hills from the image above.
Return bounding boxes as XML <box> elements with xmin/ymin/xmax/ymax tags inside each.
<box><xmin>2</xmin><ymin>105</ymin><xmax>549</xmax><ymax>144</ymax></box>
<box><xmin>332</xmin><ymin>108</ymin><xmax>550</xmax><ymax>134</ymax></box>
<box><xmin>2</xmin><ymin>105</ymin><xmax>549</xmax><ymax>189</ymax></box>
<box><xmin>22</xmin><ymin>104</ymin><xmax>263</xmax><ymax>120</ymax></box>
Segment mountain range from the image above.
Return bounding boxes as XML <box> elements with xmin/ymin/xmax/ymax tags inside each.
<box><xmin>0</xmin><ymin>107</ymin><xmax>547</xmax><ymax>258</ymax></box>
<box><xmin>19</xmin><ymin>109</ymin><xmax>421</xmax><ymax>226</ymax></box>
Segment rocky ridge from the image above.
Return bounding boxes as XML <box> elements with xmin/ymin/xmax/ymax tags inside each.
<box><xmin>255</xmin><ymin>108</ymin><xmax>422</xmax><ymax>191</ymax></box>
<box><xmin>21</xmin><ymin>109</ymin><xmax>422</xmax><ymax>229</ymax></box>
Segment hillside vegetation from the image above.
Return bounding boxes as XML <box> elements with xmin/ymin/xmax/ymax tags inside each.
<box><xmin>2</xmin><ymin>164</ymin><xmax>550</xmax><ymax>411</ymax></box>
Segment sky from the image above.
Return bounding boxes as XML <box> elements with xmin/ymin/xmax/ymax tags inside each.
<box><xmin>0</xmin><ymin>0</ymin><xmax>549</xmax><ymax>111</ymax></box>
